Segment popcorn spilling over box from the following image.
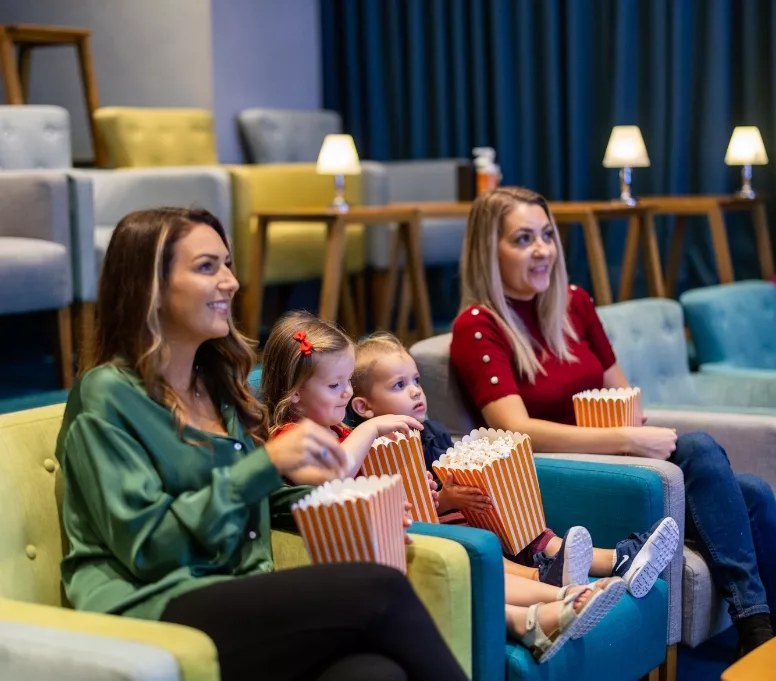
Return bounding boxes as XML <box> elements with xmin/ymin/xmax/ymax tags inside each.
<box><xmin>573</xmin><ymin>387</ymin><xmax>642</xmax><ymax>428</ymax></box>
<box><xmin>432</xmin><ymin>428</ymin><xmax>546</xmax><ymax>555</ymax></box>
<box><xmin>362</xmin><ymin>430</ymin><xmax>439</xmax><ymax>524</ymax></box>
<box><xmin>292</xmin><ymin>475</ymin><xmax>407</xmax><ymax>573</ymax></box>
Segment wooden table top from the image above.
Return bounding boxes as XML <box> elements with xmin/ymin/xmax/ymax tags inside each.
<box><xmin>722</xmin><ymin>636</ymin><xmax>776</xmax><ymax>681</ymax></box>
<box><xmin>1</xmin><ymin>24</ymin><xmax>91</xmax><ymax>42</ymax></box>
<box><xmin>251</xmin><ymin>205</ymin><xmax>420</xmax><ymax>223</ymax></box>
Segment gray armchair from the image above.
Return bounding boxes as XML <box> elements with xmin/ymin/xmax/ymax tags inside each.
<box><xmin>0</xmin><ymin>105</ymin><xmax>231</xmax><ymax>365</ymax></box>
<box><xmin>0</xmin><ymin>172</ymin><xmax>73</xmax><ymax>388</ymax></box>
<box><xmin>408</xmin><ymin>330</ymin><xmax>767</xmax><ymax>649</ymax></box>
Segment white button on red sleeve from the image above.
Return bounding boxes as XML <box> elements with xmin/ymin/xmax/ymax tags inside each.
<box><xmin>482</xmin><ymin>355</ymin><xmax>491</xmax><ymax>363</ymax></box>
<box><xmin>490</xmin><ymin>376</ymin><xmax>499</xmax><ymax>384</ymax></box>
<box><xmin>474</xmin><ymin>332</ymin><xmax>482</xmax><ymax>340</ymax></box>
<box><xmin>471</xmin><ymin>308</ymin><xmax>480</xmax><ymax>316</ymax></box>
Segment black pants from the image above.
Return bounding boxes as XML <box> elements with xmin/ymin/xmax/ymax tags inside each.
<box><xmin>161</xmin><ymin>563</ymin><xmax>468</xmax><ymax>681</ymax></box>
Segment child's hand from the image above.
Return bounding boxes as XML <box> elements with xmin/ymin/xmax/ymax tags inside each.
<box><xmin>403</xmin><ymin>500</ymin><xmax>414</xmax><ymax>545</ymax></box>
<box><xmin>641</xmin><ymin>415</ymin><xmax>648</xmax><ymax>425</ymax></box>
<box><xmin>369</xmin><ymin>414</ymin><xmax>424</xmax><ymax>440</ymax></box>
<box><xmin>265</xmin><ymin>419</ymin><xmax>348</xmax><ymax>485</ymax></box>
<box><xmin>426</xmin><ymin>470</ymin><xmax>440</xmax><ymax>508</ymax></box>
<box><xmin>438</xmin><ymin>473</ymin><xmax>491</xmax><ymax>513</ymax></box>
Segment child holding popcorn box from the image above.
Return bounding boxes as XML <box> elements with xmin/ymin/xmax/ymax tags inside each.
<box><xmin>262</xmin><ymin>314</ymin><xmax>637</xmax><ymax>663</ymax></box>
<box><xmin>349</xmin><ymin>332</ymin><xmax>680</xmax><ymax>600</ymax></box>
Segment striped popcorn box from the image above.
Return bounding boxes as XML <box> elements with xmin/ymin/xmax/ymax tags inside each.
<box><xmin>362</xmin><ymin>430</ymin><xmax>439</xmax><ymax>524</ymax></box>
<box><xmin>291</xmin><ymin>475</ymin><xmax>407</xmax><ymax>573</ymax></box>
<box><xmin>432</xmin><ymin>428</ymin><xmax>546</xmax><ymax>555</ymax></box>
<box><xmin>573</xmin><ymin>387</ymin><xmax>643</xmax><ymax>428</ymax></box>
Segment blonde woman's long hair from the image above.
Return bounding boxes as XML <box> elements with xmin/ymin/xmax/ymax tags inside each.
<box><xmin>459</xmin><ymin>187</ymin><xmax>577</xmax><ymax>382</ymax></box>
<box><xmin>260</xmin><ymin>311</ymin><xmax>354</xmax><ymax>435</ymax></box>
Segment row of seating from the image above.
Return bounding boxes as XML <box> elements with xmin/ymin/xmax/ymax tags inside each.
<box><xmin>0</xmin><ymin>105</ymin><xmax>470</xmax><ymax>386</ymax></box>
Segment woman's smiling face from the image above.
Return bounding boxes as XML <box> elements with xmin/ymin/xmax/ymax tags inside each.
<box><xmin>497</xmin><ymin>202</ymin><xmax>558</xmax><ymax>300</ymax></box>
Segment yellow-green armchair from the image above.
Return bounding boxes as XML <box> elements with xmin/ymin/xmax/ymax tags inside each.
<box><xmin>0</xmin><ymin>405</ymin><xmax>473</xmax><ymax>680</ymax></box>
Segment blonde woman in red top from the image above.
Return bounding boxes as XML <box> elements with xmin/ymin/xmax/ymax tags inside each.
<box><xmin>450</xmin><ymin>187</ymin><xmax>776</xmax><ymax>658</ymax></box>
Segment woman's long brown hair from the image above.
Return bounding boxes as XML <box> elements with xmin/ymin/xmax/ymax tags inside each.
<box><xmin>89</xmin><ymin>207</ymin><xmax>268</xmax><ymax>444</ymax></box>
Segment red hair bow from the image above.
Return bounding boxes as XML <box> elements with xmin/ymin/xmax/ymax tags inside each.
<box><xmin>293</xmin><ymin>331</ymin><xmax>313</xmax><ymax>356</ymax></box>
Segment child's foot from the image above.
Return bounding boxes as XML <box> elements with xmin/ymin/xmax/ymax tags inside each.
<box><xmin>560</xmin><ymin>578</ymin><xmax>627</xmax><ymax>639</ymax></box>
<box><xmin>535</xmin><ymin>526</ymin><xmax>593</xmax><ymax>587</ymax></box>
<box><xmin>613</xmin><ymin>517</ymin><xmax>680</xmax><ymax>598</ymax></box>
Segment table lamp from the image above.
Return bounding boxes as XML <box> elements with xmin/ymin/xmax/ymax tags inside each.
<box><xmin>725</xmin><ymin>126</ymin><xmax>768</xmax><ymax>199</ymax></box>
<box><xmin>316</xmin><ymin>134</ymin><xmax>361</xmax><ymax>211</ymax></box>
<box><xmin>603</xmin><ymin>125</ymin><xmax>651</xmax><ymax>205</ymax></box>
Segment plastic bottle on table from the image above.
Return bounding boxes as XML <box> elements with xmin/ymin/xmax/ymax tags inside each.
<box><xmin>473</xmin><ymin>147</ymin><xmax>502</xmax><ymax>195</ymax></box>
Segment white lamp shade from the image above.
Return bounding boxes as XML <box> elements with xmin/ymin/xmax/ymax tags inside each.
<box><xmin>725</xmin><ymin>127</ymin><xmax>768</xmax><ymax>165</ymax></box>
<box><xmin>316</xmin><ymin>134</ymin><xmax>361</xmax><ymax>175</ymax></box>
<box><xmin>603</xmin><ymin>126</ymin><xmax>651</xmax><ymax>168</ymax></box>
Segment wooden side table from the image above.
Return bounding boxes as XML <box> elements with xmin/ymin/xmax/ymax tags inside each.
<box><xmin>638</xmin><ymin>195</ymin><xmax>774</xmax><ymax>297</ymax></box>
<box><xmin>0</xmin><ymin>23</ymin><xmax>106</xmax><ymax>166</ymax></box>
<box><xmin>243</xmin><ymin>207</ymin><xmax>433</xmax><ymax>342</ymax></box>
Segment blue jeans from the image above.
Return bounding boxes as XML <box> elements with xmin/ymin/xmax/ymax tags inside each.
<box><xmin>671</xmin><ymin>432</ymin><xmax>776</xmax><ymax>623</ymax></box>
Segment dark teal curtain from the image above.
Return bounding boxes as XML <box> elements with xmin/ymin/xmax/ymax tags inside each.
<box><xmin>321</xmin><ymin>0</ymin><xmax>776</xmax><ymax>294</ymax></box>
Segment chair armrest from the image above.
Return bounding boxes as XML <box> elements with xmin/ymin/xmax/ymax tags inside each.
<box><xmin>645</xmin><ymin>408</ymin><xmax>776</xmax><ymax>491</ymax></box>
<box><xmin>0</xmin><ymin>620</ymin><xmax>179</xmax><ymax>681</ymax></box>
<box><xmin>0</xmin><ymin>171</ymin><xmax>69</xmax><ymax>245</ymax></box>
<box><xmin>534</xmin><ymin>455</ymin><xmax>685</xmax><ymax>645</ymax></box>
<box><xmin>0</xmin><ymin>598</ymin><xmax>219</xmax><ymax>681</ymax></box>
<box><xmin>272</xmin><ymin>528</ymin><xmax>473</xmax><ymax>678</ymax></box>
<box><xmin>692</xmin><ymin>368</ymin><xmax>776</xmax><ymax>409</ymax></box>
<box><xmin>74</xmin><ymin>168</ymin><xmax>232</xmax><ymax>237</ymax></box>
<box><xmin>410</xmin><ymin>523</ymin><xmax>505</xmax><ymax>681</ymax></box>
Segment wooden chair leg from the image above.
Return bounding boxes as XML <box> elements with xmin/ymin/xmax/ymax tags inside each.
<box><xmin>396</xmin><ymin>270</ymin><xmax>413</xmax><ymax>343</ymax></box>
<box><xmin>17</xmin><ymin>45</ymin><xmax>32</xmax><ymax>101</ymax></box>
<box><xmin>618</xmin><ymin>216</ymin><xmax>641</xmax><ymax>302</ymax></box>
<box><xmin>659</xmin><ymin>644</ymin><xmax>677</xmax><ymax>681</ymax></box>
<box><xmin>370</xmin><ymin>269</ymin><xmax>395</xmax><ymax>331</ymax></box>
<box><xmin>73</xmin><ymin>301</ymin><xmax>96</xmax><ymax>374</ymax></box>
<box><xmin>352</xmin><ymin>272</ymin><xmax>367</xmax><ymax>337</ymax></box>
<box><xmin>0</xmin><ymin>28</ymin><xmax>23</xmax><ymax>104</ymax></box>
<box><xmin>338</xmin><ymin>276</ymin><xmax>359</xmax><ymax>339</ymax></box>
<box><xmin>54</xmin><ymin>307</ymin><xmax>74</xmax><ymax>389</ymax></box>
<box><xmin>76</xmin><ymin>35</ymin><xmax>107</xmax><ymax>167</ymax></box>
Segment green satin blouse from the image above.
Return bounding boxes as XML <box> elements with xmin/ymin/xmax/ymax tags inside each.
<box><xmin>55</xmin><ymin>364</ymin><xmax>311</xmax><ymax>620</ymax></box>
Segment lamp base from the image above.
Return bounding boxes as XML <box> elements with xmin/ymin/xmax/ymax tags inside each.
<box><xmin>735</xmin><ymin>165</ymin><xmax>756</xmax><ymax>200</ymax></box>
<box><xmin>329</xmin><ymin>174</ymin><xmax>350</xmax><ymax>212</ymax></box>
<box><xmin>616</xmin><ymin>167</ymin><xmax>638</xmax><ymax>206</ymax></box>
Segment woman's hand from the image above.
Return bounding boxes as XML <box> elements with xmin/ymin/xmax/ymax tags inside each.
<box><xmin>368</xmin><ymin>414</ymin><xmax>424</xmax><ymax>440</ymax></box>
<box><xmin>620</xmin><ymin>426</ymin><xmax>677</xmax><ymax>460</ymax></box>
<box><xmin>265</xmin><ymin>419</ymin><xmax>348</xmax><ymax>486</ymax></box>
<box><xmin>438</xmin><ymin>473</ymin><xmax>492</xmax><ymax>513</ymax></box>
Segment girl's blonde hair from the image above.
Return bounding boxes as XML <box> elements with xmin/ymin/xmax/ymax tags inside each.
<box><xmin>260</xmin><ymin>310</ymin><xmax>354</xmax><ymax>434</ymax></box>
<box><xmin>92</xmin><ymin>207</ymin><xmax>268</xmax><ymax>445</ymax></box>
<box><xmin>459</xmin><ymin>187</ymin><xmax>577</xmax><ymax>383</ymax></box>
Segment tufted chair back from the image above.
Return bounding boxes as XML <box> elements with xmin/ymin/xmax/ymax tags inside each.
<box><xmin>237</xmin><ymin>109</ymin><xmax>342</xmax><ymax>163</ymax></box>
<box><xmin>596</xmin><ymin>299</ymin><xmax>702</xmax><ymax>406</ymax></box>
<box><xmin>0</xmin><ymin>404</ymin><xmax>68</xmax><ymax>608</ymax></box>
<box><xmin>680</xmin><ymin>281</ymin><xmax>776</xmax><ymax>370</ymax></box>
<box><xmin>94</xmin><ymin>108</ymin><xmax>218</xmax><ymax>167</ymax></box>
<box><xmin>0</xmin><ymin>106</ymin><xmax>72</xmax><ymax>170</ymax></box>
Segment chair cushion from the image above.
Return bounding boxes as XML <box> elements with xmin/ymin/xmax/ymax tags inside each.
<box><xmin>94</xmin><ymin>226</ymin><xmax>114</xmax><ymax>270</ymax></box>
<box><xmin>94</xmin><ymin>108</ymin><xmax>218</xmax><ymax>168</ymax></box>
<box><xmin>596</xmin><ymin>299</ymin><xmax>702</xmax><ymax>406</ymax></box>
<box><xmin>0</xmin><ymin>105</ymin><xmax>71</xmax><ymax>170</ymax></box>
<box><xmin>0</xmin><ymin>238</ymin><xmax>72</xmax><ymax>314</ymax></box>
<box><xmin>681</xmin><ymin>281</ymin><xmax>776</xmax><ymax>370</ymax></box>
<box><xmin>682</xmin><ymin>545</ymin><xmax>731</xmax><ymax>647</ymax></box>
<box><xmin>237</xmin><ymin>109</ymin><xmax>342</xmax><ymax>163</ymax></box>
<box><xmin>505</xmin><ymin>580</ymin><xmax>668</xmax><ymax>680</ymax></box>
<box><xmin>0</xmin><ymin>621</ymin><xmax>179</xmax><ymax>681</ymax></box>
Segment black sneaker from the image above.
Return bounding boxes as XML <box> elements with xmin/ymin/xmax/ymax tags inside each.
<box><xmin>613</xmin><ymin>517</ymin><xmax>680</xmax><ymax>598</ymax></box>
<box><xmin>535</xmin><ymin>526</ymin><xmax>593</xmax><ymax>587</ymax></box>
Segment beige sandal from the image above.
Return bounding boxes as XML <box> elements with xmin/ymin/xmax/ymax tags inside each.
<box><xmin>520</xmin><ymin>590</ymin><xmax>586</xmax><ymax>664</ymax></box>
<box><xmin>557</xmin><ymin>578</ymin><xmax>627</xmax><ymax>640</ymax></box>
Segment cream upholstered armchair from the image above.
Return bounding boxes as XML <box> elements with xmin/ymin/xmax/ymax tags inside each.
<box><xmin>94</xmin><ymin>107</ymin><xmax>367</xmax><ymax>334</ymax></box>
<box><xmin>0</xmin><ymin>404</ymin><xmax>474</xmax><ymax>680</ymax></box>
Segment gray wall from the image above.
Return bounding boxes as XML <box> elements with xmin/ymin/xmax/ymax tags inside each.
<box><xmin>0</xmin><ymin>0</ymin><xmax>322</xmax><ymax>164</ymax></box>
<box><xmin>0</xmin><ymin>0</ymin><xmax>214</xmax><ymax>162</ymax></box>
<box><xmin>210</xmin><ymin>0</ymin><xmax>322</xmax><ymax>163</ymax></box>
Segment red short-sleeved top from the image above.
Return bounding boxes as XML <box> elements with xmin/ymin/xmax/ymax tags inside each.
<box><xmin>450</xmin><ymin>286</ymin><xmax>617</xmax><ymax>425</ymax></box>
<box><xmin>272</xmin><ymin>422</ymin><xmax>352</xmax><ymax>442</ymax></box>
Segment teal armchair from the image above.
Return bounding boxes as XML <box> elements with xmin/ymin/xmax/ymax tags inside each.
<box><xmin>680</xmin><ymin>281</ymin><xmax>776</xmax><ymax>380</ymax></box>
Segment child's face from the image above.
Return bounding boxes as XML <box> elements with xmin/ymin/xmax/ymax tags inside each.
<box><xmin>358</xmin><ymin>352</ymin><xmax>427</xmax><ymax>421</ymax></box>
<box><xmin>293</xmin><ymin>347</ymin><xmax>355</xmax><ymax>428</ymax></box>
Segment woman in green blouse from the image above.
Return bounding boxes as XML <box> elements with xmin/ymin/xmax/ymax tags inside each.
<box><xmin>56</xmin><ymin>207</ymin><xmax>468</xmax><ymax>681</ymax></box>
